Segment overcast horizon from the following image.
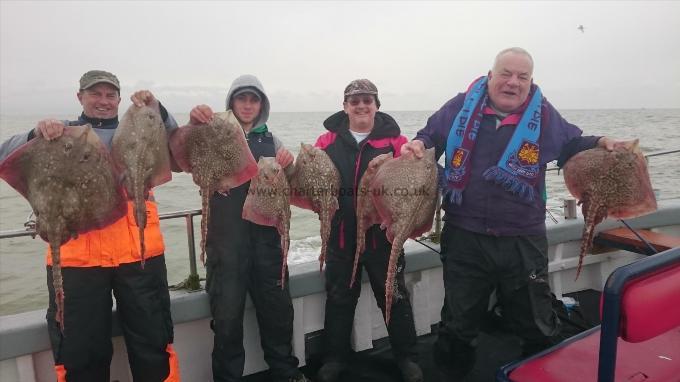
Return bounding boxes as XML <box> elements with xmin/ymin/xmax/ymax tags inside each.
<box><xmin>1</xmin><ymin>1</ymin><xmax>679</xmax><ymax>117</ymax></box>
<box><xmin>2</xmin><ymin>106</ymin><xmax>679</xmax><ymax>118</ymax></box>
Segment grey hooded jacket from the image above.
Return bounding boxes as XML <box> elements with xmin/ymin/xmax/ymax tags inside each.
<box><xmin>225</xmin><ymin>74</ymin><xmax>284</xmax><ymax>151</ymax></box>
<box><xmin>225</xmin><ymin>74</ymin><xmax>270</xmax><ymax>130</ymax></box>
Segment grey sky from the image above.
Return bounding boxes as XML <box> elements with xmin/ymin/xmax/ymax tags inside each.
<box><xmin>1</xmin><ymin>1</ymin><xmax>679</xmax><ymax>116</ymax></box>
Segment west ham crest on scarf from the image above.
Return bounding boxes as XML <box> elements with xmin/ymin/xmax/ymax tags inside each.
<box><xmin>507</xmin><ymin>140</ymin><xmax>540</xmax><ymax>179</ymax></box>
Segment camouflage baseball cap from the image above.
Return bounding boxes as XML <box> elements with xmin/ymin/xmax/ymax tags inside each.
<box><xmin>344</xmin><ymin>79</ymin><xmax>380</xmax><ymax>107</ymax></box>
<box><xmin>79</xmin><ymin>70</ymin><xmax>120</xmax><ymax>90</ymax></box>
<box><xmin>344</xmin><ymin>79</ymin><xmax>378</xmax><ymax>97</ymax></box>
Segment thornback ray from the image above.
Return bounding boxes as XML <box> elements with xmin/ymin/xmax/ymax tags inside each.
<box><xmin>356</xmin><ymin>148</ymin><xmax>438</xmax><ymax>324</ymax></box>
<box><xmin>242</xmin><ymin>157</ymin><xmax>291</xmax><ymax>288</ymax></box>
<box><xmin>289</xmin><ymin>143</ymin><xmax>340</xmax><ymax>272</ymax></box>
<box><xmin>168</xmin><ymin>111</ymin><xmax>258</xmax><ymax>264</ymax></box>
<box><xmin>0</xmin><ymin>125</ymin><xmax>127</xmax><ymax>332</ymax></box>
<box><xmin>563</xmin><ymin>139</ymin><xmax>657</xmax><ymax>279</ymax></box>
<box><xmin>112</xmin><ymin>104</ymin><xmax>171</xmax><ymax>267</ymax></box>
<box><xmin>351</xmin><ymin>152</ymin><xmax>393</xmax><ymax>288</ymax></box>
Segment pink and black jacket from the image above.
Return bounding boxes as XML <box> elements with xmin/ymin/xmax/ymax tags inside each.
<box><xmin>314</xmin><ymin>111</ymin><xmax>407</xmax><ymax>260</ymax></box>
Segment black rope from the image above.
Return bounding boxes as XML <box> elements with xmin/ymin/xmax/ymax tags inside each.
<box><xmin>414</xmin><ymin>238</ymin><xmax>441</xmax><ymax>255</ymax></box>
<box><xmin>618</xmin><ymin>219</ymin><xmax>659</xmax><ymax>255</ymax></box>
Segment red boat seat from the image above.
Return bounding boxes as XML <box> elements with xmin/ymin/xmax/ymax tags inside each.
<box><xmin>508</xmin><ymin>328</ymin><xmax>680</xmax><ymax>382</ymax></box>
<box><xmin>620</xmin><ymin>261</ymin><xmax>680</xmax><ymax>342</ymax></box>
<box><xmin>498</xmin><ymin>247</ymin><xmax>680</xmax><ymax>382</ymax></box>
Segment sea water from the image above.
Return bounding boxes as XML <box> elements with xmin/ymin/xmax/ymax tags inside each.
<box><xmin>1</xmin><ymin>109</ymin><xmax>678</xmax><ymax>315</ymax></box>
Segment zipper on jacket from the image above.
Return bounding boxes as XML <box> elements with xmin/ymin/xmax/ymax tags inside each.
<box><xmin>347</xmin><ymin>140</ymin><xmax>369</xmax><ymax>252</ymax></box>
<box><xmin>339</xmin><ymin>221</ymin><xmax>345</xmax><ymax>249</ymax></box>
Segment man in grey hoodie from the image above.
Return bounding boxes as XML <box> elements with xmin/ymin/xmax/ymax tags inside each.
<box><xmin>188</xmin><ymin>74</ymin><xmax>306</xmax><ymax>382</ymax></box>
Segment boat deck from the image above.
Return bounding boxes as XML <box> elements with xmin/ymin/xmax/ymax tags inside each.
<box><xmin>245</xmin><ymin>289</ymin><xmax>602</xmax><ymax>382</ymax></box>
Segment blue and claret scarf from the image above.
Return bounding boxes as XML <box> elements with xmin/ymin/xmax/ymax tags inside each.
<box><xmin>444</xmin><ymin>76</ymin><xmax>543</xmax><ymax>205</ymax></box>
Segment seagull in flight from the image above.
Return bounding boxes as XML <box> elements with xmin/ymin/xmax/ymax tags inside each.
<box><xmin>577</xmin><ymin>25</ymin><xmax>585</xmax><ymax>33</ymax></box>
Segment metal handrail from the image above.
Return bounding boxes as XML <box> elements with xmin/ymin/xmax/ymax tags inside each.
<box><xmin>0</xmin><ymin>209</ymin><xmax>201</xmax><ymax>238</ymax></box>
<box><xmin>645</xmin><ymin>148</ymin><xmax>680</xmax><ymax>158</ymax></box>
<box><xmin>545</xmin><ymin>147</ymin><xmax>678</xmax><ymax>172</ymax></box>
<box><xmin>0</xmin><ymin>209</ymin><xmax>203</xmax><ymax>290</ymax></box>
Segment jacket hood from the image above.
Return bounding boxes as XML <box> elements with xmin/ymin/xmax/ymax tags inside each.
<box><xmin>322</xmin><ymin>110</ymin><xmax>401</xmax><ymax>140</ymax></box>
<box><xmin>225</xmin><ymin>74</ymin><xmax>270</xmax><ymax>129</ymax></box>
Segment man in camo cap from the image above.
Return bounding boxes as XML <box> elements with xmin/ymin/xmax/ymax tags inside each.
<box><xmin>343</xmin><ymin>78</ymin><xmax>381</xmax><ymax>107</ymax></box>
<box><xmin>314</xmin><ymin>78</ymin><xmax>423</xmax><ymax>382</ymax></box>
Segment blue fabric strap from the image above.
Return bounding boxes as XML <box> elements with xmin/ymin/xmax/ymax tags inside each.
<box><xmin>482</xmin><ymin>86</ymin><xmax>543</xmax><ymax>202</ymax></box>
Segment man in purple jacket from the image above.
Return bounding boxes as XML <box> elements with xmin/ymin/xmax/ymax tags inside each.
<box><xmin>401</xmin><ymin>47</ymin><xmax>620</xmax><ymax>381</ymax></box>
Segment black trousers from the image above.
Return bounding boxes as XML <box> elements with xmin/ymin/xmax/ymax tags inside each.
<box><xmin>206</xmin><ymin>224</ymin><xmax>299</xmax><ymax>382</ymax></box>
<box><xmin>323</xmin><ymin>232</ymin><xmax>418</xmax><ymax>362</ymax></box>
<box><xmin>434</xmin><ymin>223</ymin><xmax>561</xmax><ymax>376</ymax></box>
<box><xmin>46</xmin><ymin>255</ymin><xmax>174</xmax><ymax>382</ymax></box>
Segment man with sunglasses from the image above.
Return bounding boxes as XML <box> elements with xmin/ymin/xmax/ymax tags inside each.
<box><xmin>401</xmin><ymin>47</ymin><xmax>622</xmax><ymax>381</ymax></box>
<box><xmin>314</xmin><ymin>79</ymin><xmax>423</xmax><ymax>382</ymax></box>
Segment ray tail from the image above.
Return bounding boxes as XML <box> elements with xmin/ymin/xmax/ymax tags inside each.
<box><xmin>200</xmin><ymin>186</ymin><xmax>211</xmax><ymax>265</ymax></box>
<box><xmin>50</xmin><ymin>241</ymin><xmax>65</xmax><ymax>333</ymax></box>
<box><xmin>576</xmin><ymin>200</ymin><xmax>607</xmax><ymax>279</ymax></box>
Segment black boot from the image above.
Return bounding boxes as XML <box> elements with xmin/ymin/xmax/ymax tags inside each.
<box><xmin>433</xmin><ymin>336</ymin><xmax>476</xmax><ymax>382</ymax></box>
<box><xmin>286</xmin><ymin>371</ymin><xmax>310</xmax><ymax>382</ymax></box>
<box><xmin>397</xmin><ymin>359</ymin><xmax>424</xmax><ymax>382</ymax></box>
<box><xmin>316</xmin><ymin>361</ymin><xmax>347</xmax><ymax>382</ymax></box>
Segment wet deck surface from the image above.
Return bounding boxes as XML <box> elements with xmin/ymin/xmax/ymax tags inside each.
<box><xmin>244</xmin><ymin>289</ymin><xmax>601</xmax><ymax>382</ymax></box>
<box><xmin>302</xmin><ymin>330</ymin><xmax>520</xmax><ymax>382</ymax></box>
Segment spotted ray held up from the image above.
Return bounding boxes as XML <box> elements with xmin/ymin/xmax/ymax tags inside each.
<box><xmin>289</xmin><ymin>143</ymin><xmax>340</xmax><ymax>271</ymax></box>
<box><xmin>243</xmin><ymin>157</ymin><xmax>291</xmax><ymax>287</ymax></box>
<box><xmin>563</xmin><ymin>139</ymin><xmax>657</xmax><ymax>278</ymax></box>
<box><xmin>355</xmin><ymin>148</ymin><xmax>438</xmax><ymax>324</ymax></box>
<box><xmin>351</xmin><ymin>152</ymin><xmax>393</xmax><ymax>288</ymax></box>
<box><xmin>169</xmin><ymin>111</ymin><xmax>258</xmax><ymax>263</ymax></box>
<box><xmin>0</xmin><ymin>125</ymin><xmax>127</xmax><ymax>331</ymax></box>
<box><xmin>112</xmin><ymin>104</ymin><xmax>171</xmax><ymax>267</ymax></box>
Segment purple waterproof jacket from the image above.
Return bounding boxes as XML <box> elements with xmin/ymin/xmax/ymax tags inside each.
<box><xmin>415</xmin><ymin>88</ymin><xmax>600</xmax><ymax>236</ymax></box>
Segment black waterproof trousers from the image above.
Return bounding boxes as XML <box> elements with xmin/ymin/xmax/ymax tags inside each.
<box><xmin>205</xmin><ymin>132</ymin><xmax>301</xmax><ymax>381</ymax></box>
<box><xmin>46</xmin><ymin>255</ymin><xmax>175</xmax><ymax>382</ymax></box>
<box><xmin>323</xmin><ymin>226</ymin><xmax>419</xmax><ymax>363</ymax></box>
<box><xmin>206</xmin><ymin>211</ymin><xmax>300</xmax><ymax>381</ymax></box>
<box><xmin>434</xmin><ymin>223</ymin><xmax>562</xmax><ymax>378</ymax></box>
